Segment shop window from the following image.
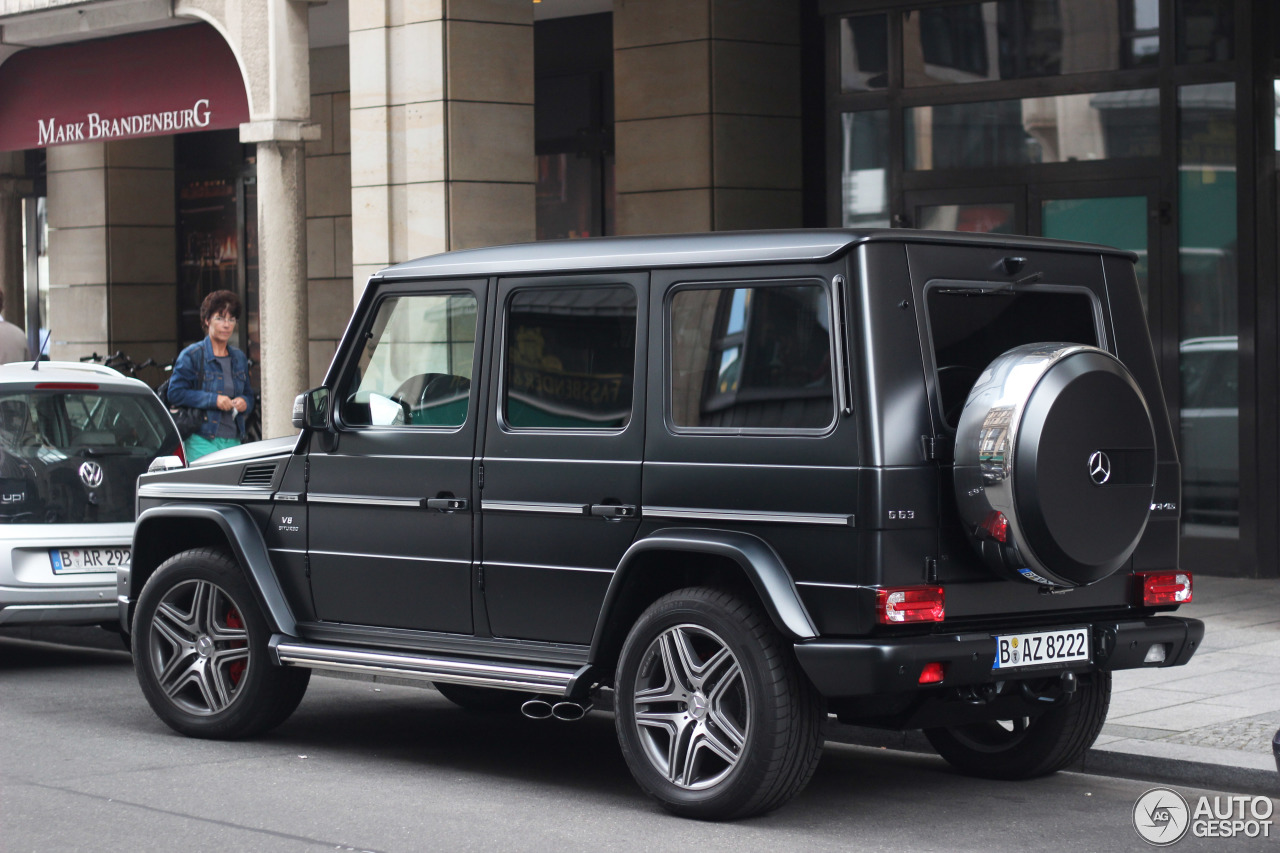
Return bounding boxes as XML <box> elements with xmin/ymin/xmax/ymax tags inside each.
<box><xmin>1176</xmin><ymin>0</ymin><xmax>1234</xmax><ymax>64</ymax></box>
<box><xmin>904</xmin><ymin>0</ymin><xmax>1157</xmax><ymax>87</ymax></box>
<box><xmin>840</xmin><ymin>111</ymin><xmax>890</xmax><ymax>226</ymax></box>
<box><xmin>504</xmin><ymin>286</ymin><xmax>636</xmax><ymax>430</ymax></box>
<box><xmin>919</xmin><ymin>203</ymin><xmax>1016</xmax><ymax>234</ymax></box>
<box><xmin>1177</xmin><ymin>82</ymin><xmax>1238</xmax><ymax>531</ymax></box>
<box><xmin>535</xmin><ymin>14</ymin><xmax>614</xmax><ymax>240</ymax></box>
<box><xmin>670</xmin><ymin>284</ymin><xmax>834</xmax><ymax>431</ymax></box>
<box><xmin>840</xmin><ymin>14</ymin><xmax>888</xmax><ymax>91</ymax></box>
<box><xmin>905</xmin><ymin>89</ymin><xmax>1159</xmax><ymax>170</ymax></box>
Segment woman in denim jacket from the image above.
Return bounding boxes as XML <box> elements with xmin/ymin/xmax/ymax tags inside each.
<box><xmin>168</xmin><ymin>289</ymin><xmax>255</xmax><ymax>462</ymax></box>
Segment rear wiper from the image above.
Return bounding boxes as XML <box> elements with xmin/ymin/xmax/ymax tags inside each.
<box><xmin>77</xmin><ymin>447</ymin><xmax>134</xmax><ymax>456</ymax></box>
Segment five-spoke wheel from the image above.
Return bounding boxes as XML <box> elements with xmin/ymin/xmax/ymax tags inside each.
<box><xmin>147</xmin><ymin>579</ymin><xmax>250</xmax><ymax>716</ymax></box>
<box><xmin>133</xmin><ymin>548</ymin><xmax>309</xmax><ymax>739</ymax></box>
<box><xmin>614</xmin><ymin>587</ymin><xmax>824</xmax><ymax>820</ymax></box>
<box><xmin>631</xmin><ymin>624</ymin><xmax>749</xmax><ymax>791</ymax></box>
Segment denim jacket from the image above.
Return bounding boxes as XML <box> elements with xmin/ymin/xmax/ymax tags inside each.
<box><xmin>167</xmin><ymin>337</ymin><xmax>255</xmax><ymax>438</ymax></box>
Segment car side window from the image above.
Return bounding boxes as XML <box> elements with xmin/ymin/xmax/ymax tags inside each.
<box><xmin>503</xmin><ymin>285</ymin><xmax>637</xmax><ymax>429</ymax></box>
<box><xmin>670</xmin><ymin>282</ymin><xmax>835</xmax><ymax>430</ymax></box>
<box><xmin>340</xmin><ymin>293</ymin><xmax>477</xmax><ymax>428</ymax></box>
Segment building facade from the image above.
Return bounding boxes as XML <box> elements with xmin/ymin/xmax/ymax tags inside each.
<box><xmin>0</xmin><ymin>0</ymin><xmax>1274</xmax><ymax>579</ymax></box>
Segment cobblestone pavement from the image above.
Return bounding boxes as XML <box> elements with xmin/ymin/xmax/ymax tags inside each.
<box><xmin>1082</xmin><ymin>575</ymin><xmax>1280</xmax><ymax>791</ymax></box>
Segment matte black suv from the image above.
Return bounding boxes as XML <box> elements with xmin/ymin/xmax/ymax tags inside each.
<box><xmin>122</xmin><ymin>230</ymin><xmax>1202</xmax><ymax>819</ymax></box>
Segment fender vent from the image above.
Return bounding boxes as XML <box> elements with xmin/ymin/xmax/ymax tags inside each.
<box><xmin>240</xmin><ymin>463</ymin><xmax>278</xmax><ymax>487</ymax></box>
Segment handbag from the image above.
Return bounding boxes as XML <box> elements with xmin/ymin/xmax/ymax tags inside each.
<box><xmin>157</xmin><ymin>346</ymin><xmax>207</xmax><ymax>440</ymax></box>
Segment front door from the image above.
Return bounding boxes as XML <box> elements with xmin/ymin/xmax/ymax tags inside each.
<box><xmin>479</xmin><ymin>273</ymin><xmax>647</xmax><ymax>645</ymax></box>
<box><xmin>306</xmin><ymin>281</ymin><xmax>487</xmax><ymax>634</ymax></box>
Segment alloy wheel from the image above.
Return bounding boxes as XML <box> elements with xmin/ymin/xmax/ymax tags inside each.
<box><xmin>630</xmin><ymin>623</ymin><xmax>750</xmax><ymax>790</ymax></box>
<box><xmin>147</xmin><ymin>579</ymin><xmax>250</xmax><ymax>716</ymax></box>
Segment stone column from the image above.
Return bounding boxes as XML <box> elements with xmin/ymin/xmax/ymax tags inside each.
<box><xmin>613</xmin><ymin>0</ymin><xmax>802</xmax><ymax>234</ymax></box>
<box><xmin>45</xmin><ymin>139</ymin><xmax>177</xmax><ymax>365</ymax></box>
<box><xmin>45</xmin><ymin>143</ymin><xmax>110</xmax><ymax>361</ymax></box>
<box><xmin>349</xmin><ymin>1</ymin><xmax>534</xmax><ymax>298</ymax></box>
<box><xmin>249</xmin><ymin>135</ymin><xmax>310</xmax><ymax>440</ymax></box>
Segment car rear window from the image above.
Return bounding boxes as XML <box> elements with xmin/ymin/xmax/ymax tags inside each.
<box><xmin>926</xmin><ymin>286</ymin><xmax>1100</xmax><ymax>428</ymax></box>
<box><xmin>0</xmin><ymin>388</ymin><xmax>179</xmax><ymax>524</ymax></box>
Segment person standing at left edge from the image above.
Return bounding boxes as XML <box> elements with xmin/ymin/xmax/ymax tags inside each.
<box><xmin>0</xmin><ymin>289</ymin><xmax>29</xmax><ymax>364</ymax></box>
<box><xmin>168</xmin><ymin>289</ymin><xmax>254</xmax><ymax>462</ymax></box>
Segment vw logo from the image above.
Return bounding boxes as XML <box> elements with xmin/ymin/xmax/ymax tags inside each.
<box><xmin>78</xmin><ymin>460</ymin><xmax>104</xmax><ymax>489</ymax></box>
<box><xmin>1088</xmin><ymin>451</ymin><xmax>1112</xmax><ymax>486</ymax></box>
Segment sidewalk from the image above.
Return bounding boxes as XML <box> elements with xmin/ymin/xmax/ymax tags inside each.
<box><xmin>829</xmin><ymin>574</ymin><xmax>1280</xmax><ymax>794</ymax></box>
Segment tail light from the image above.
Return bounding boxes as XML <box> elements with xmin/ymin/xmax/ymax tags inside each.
<box><xmin>979</xmin><ymin>511</ymin><xmax>1009</xmax><ymax>543</ymax></box>
<box><xmin>876</xmin><ymin>586</ymin><xmax>945</xmax><ymax>624</ymax></box>
<box><xmin>1135</xmin><ymin>571</ymin><xmax>1192</xmax><ymax>606</ymax></box>
<box><xmin>174</xmin><ymin>443</ymin><xmax>187</xmax><ymax>467</ymax></box>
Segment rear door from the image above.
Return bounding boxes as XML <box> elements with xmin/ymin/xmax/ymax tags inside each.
<box><xmin>306</xmin><ymin>280</ymin><xmax>486</xmax><ymax>634</ymax></box>
<box><xmin>479</xmin><ymin>273</ymin><xmax>647</xmax><ymax>644</ymax></box>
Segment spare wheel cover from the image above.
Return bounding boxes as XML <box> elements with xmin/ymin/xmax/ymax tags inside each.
<box><xmin>954</xmin><ymin>344</ymin><xmax>1156</xmax><ymax>587</ymax></box>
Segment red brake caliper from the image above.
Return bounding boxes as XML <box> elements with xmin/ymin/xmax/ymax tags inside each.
<box><xmin>226</xmin><ymin>609</ymin><xmax>247</xmax><ymax>685</ymax></box>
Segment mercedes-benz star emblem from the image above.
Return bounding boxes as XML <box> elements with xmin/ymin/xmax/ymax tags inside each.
<box><xmin>1088</xmin><ymin>451</ymin><xmax>1112</xmax><ymax>486</ymax></box>
<box><xmin>78</xmin><ymin>460</ymin><xmax>104</xmax><ymax>489</ymax></box>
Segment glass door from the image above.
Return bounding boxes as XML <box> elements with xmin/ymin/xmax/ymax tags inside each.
<box><xmin>1029</xmin><ymin>180</ymin><xmax>1161</xmax><ymax>332</ymax></box>
<box><xmin>904</xmin><ymin>187</ymin><xmax>1024</xmax><ymax>235</ymax></box>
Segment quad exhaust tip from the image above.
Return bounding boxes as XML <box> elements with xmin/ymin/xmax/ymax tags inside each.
<box><xmin>552</xmin><ymin>700</ymin><xmax>592</xmax><ymax>721</ymax></box>
<box><xmin>520</xmin><ymin>697</ymin><xmax>592</xmax><ymax>721</ymax></box>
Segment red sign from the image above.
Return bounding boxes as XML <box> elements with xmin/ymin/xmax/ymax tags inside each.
<box><xmin>0</xmin><ymin>24</ymin><xmax>249</xmax><ymax>152</ymax></box>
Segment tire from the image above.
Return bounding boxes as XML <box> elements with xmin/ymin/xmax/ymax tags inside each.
<box><xmin>924</xmin><ymin>672</ymin><xmax>1111</xmax><ymax>780</ymax></box>
<box><xmin>132</xmin><ymin>548</ymin><xmax>310</xmax><ymax>739</ymax></box>
<box><xmin>433</xmin><ymin>682</ymin><xmax>530</xmax><ymax>714</ymax></box>
<box><xmin>613</xmin><ymin>587</ymin><xmax>825</xmax><ymax>820</ymax></box>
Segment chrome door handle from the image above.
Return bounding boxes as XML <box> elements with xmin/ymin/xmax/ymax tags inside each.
<box><xmin>590</xmin><ymin>504</ymin><xmax>636</xmax><ymax>520</ymax></box>
<box><xmin>427</xmin><ymin>497</ymin><xmax>469</xmax><ymax>512</ymax></box>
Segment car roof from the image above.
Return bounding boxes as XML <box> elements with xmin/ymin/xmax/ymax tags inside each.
<box><xmin>0</xmin><ymin>361</ymin><xmax>152</xmax><ymax>391</ymax></box>
<box><xmin>377</xmin><ymin>228</ymin><xmax>1137</xmax><ymax>280</ymax></box>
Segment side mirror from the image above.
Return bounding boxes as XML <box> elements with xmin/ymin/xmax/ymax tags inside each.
<box><xmin>292</xmin><ymin>387</ymin><xmax>331</xmax><ymax>431</ymax></box>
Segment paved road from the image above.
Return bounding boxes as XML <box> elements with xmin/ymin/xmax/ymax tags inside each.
<box><xmin>1</xmin><ymin>629</ymin><xmax>1274</xmax><ymax>853</ymax></box>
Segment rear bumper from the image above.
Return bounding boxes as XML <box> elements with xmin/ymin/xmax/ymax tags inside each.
<box><xmin>794</xmin><ymin>616</ymin><xmax>1204</xmax><ymax>698</ymax></box>
<box><xmin>0</xmin><ymin>582</ymin><xmax>118</xmax><ymax>626</ymax></box>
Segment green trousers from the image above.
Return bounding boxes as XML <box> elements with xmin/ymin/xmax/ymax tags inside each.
<box><xmin>184</xmin><ymin>434</ymin><xmax>241</xmax><ymax>462</ymax></box>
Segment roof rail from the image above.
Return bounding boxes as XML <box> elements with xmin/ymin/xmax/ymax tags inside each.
<box><xmin>27</xmin><ymin>361</ymin><xmax>124</xmax><ymax>378</ymax></box>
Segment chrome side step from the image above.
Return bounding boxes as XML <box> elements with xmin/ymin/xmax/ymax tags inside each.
<box><xmin>269</xmin><ymin>637</ymin><xmax>583</xmax><ymax>695</ymax></box>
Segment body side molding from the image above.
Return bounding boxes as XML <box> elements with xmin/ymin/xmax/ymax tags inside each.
<box><xmin>590</xmin><ymin>527</ymin><xmax>819</xmax><ymax>662</ymax></box>
<box><xmin>129</xmin><ymin>504</ymin><xmax>297</xmax><ymax>636</ymax></box>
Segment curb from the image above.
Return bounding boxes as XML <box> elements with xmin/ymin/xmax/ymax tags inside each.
<box><xmin>825</xmin><ymin>724</ymin><xmax>1280</xmax><ymax>796</ymax></box>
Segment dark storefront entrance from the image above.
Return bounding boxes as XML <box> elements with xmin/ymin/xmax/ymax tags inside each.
<box><xmin>823</xmin><ymin>0</ymin><xmax>1277</xmax><ymax>578</ymax></box>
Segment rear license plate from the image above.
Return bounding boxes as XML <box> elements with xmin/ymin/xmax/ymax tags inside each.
<box><xmin>993</xmin><ymin>627</ymin><xmax>1090</xmax><ymax>670</ymax></box>
<box><xmin>49</xmin><ymin>547</ymin><xmax>130</xmax><ymax>574</ymax></box>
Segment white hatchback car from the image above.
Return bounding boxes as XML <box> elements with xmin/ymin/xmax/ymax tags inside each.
<box><xmin>0</xmin><ymin>361</ymin><xmax>182</xmax><ymax>630</ymax></box>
